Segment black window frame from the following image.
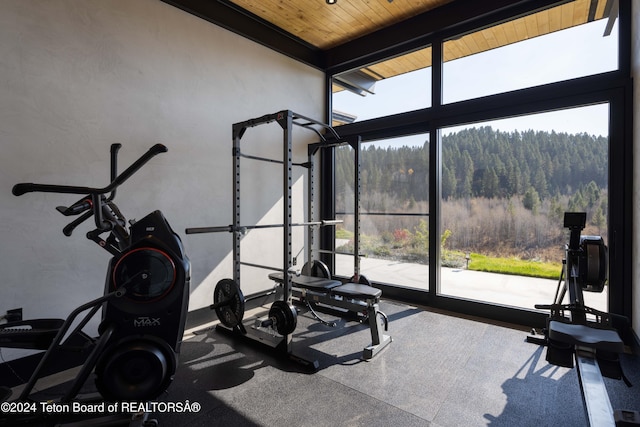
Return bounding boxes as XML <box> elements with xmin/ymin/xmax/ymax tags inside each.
<box><xmin>322</xmin><ymin>0</ymin><xmax>633</xmax><ymax>330</ymax></box>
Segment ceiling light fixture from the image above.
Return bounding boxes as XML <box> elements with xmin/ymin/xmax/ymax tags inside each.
<box><xmin>326</xmin><ymin>0</ymin><xmax>337</xmax><ymax>4</ymax></box>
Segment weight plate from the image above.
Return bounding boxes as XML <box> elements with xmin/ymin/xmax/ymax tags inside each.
<box><xmin>268</xmin><ymin>300</ymin><xmax>297</xmax><ymax>336</ymax></box>
<box><xmin>301</xmin><ymin>260</ymin><xmax>331</xmax><ymax>279</ymax></box>
<box><xmin>349</xmin><ymin>274</ymin><xmax>371</xmax><ymax>286</ymax></box>
<box><xmin>213</xmin><ymin>279</ymin><xmax>245</xmax><ymax>329</ymax></box>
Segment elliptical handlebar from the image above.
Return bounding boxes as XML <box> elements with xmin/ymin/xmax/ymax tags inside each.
<box><xmin>62</xmin><ymin>210</ymin><xmax>94</xmax><ymax>237</ymax></box>
<box><xmin>12</xmin><ymin>144</ymin><xmax>167</xmax><ymax>197</ymax></box>
<box><xmin>12</xmin><ymin>143</ymin><xmax>167</xmax><ymax>237</ymax></box>
<box><xmin>108</xmin><ymin>143</ymin><xmax>122</xmax><ymax>202</ymax></box>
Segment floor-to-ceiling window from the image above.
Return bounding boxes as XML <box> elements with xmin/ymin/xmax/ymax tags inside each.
<box><xmin>334</xmin><ymin>134</ymin><xmax>430</xmax><ymax>290</ymax></box>
<box><xmin>438</xmin><ymin>105</ymin><xmax>609</xmax><ymax>312</ymax></box>
<box><xmin>326</xmin><ymin>0</ymin><xmax>630</xmax><ymax>324</ymax></box>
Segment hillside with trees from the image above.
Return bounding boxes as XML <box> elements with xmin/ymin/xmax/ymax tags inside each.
<box><xmin>336</xmin><ymin>127</ymin><xmax>608</xmax><ymax>264</ymax></box>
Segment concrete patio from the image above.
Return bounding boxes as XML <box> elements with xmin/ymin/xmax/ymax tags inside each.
<box><xmin>336</xmin><ymin>255</ymin><xmax>608</xmax><ymax>312</ymax></box>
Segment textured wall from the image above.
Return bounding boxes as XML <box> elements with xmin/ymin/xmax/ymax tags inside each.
<box><xmin>0</xmin><ymin>0</ymin><xmax>324</xmax><ymax>359</ymax></box>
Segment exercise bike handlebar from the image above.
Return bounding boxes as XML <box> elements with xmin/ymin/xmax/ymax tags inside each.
<box><xmin>12</xmin><ymin>144</ymin><xmax>167</xmax><ymax>197</ymax></box>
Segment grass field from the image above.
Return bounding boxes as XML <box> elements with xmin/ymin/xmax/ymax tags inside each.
<box><xmin>468</xmin><ymin>253</ymin><xmax>562</xmax><ymax>280</ymax></box>
<box><xmin>336</xmin><ymin>228</ymin><xmax>564</xmax><ymax>280</ymax></box>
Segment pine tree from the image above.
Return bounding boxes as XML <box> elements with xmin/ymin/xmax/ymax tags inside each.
<box><xmin>522</xmin><ymin>186</ymin><xmax>540</xmax><ymax>213</ymax></box>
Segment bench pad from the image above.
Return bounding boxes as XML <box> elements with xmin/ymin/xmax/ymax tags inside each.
<box><xmin>268</xmin><ymin>273</ymin><xmax>342</xmax><ymax>291</ymax></box>
<box><xmin>331</xmin><ymin>283</ymin><xmax>382</xmax><ymax>300</ymax></box>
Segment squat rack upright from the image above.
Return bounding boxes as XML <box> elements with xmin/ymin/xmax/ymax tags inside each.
<box><xmin>187</xmin><ymin>110</ymin><xmax>392</xmax><ymax>363</ymax></box>
<box><xmin>233</xmin><ymin>110</ymin><xmax>337</xmax><ymax>304</ymax></box>
<box><xmin>187</xmin><ymin>110</ymin><xmax>342</xmax><ymax>360</ymax></box>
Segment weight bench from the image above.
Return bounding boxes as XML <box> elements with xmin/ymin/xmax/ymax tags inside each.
<box><xmin>268</xmin><ymin>273</ymin><xmax>392</xmax><ymax>360</ymax></box>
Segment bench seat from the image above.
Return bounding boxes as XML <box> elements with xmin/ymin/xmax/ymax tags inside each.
<box><xmin>268</xmin><ymin>272</ymin><xmax>342</xmax><ymax>291</ymax></box>
<box><xmin>331</xmin><ymin>283</ymin><xmax>382</xmax><ymax>300</ymax></box>
<box><xmin>268</xmin><ymin>272</ymin><xmax>391</xmax><ymax>360</ymax></box>
<box><xmin>548</xmin><ymin>320</ymin><xmax>625</xmax><ymax>353</ymax></box>
<box><xmin>268</xmin><ymin>273</ymin><xmax>381</xmax><ymax>300</ymax></box>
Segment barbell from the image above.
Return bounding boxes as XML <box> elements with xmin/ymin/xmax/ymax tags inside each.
<box><xmin>186</xmin><ymin>219</ymin><xmax>342</xmax><ymax>235</ymax></box>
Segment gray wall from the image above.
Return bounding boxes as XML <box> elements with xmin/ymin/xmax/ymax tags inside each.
<box><xmin>0</xmin><ymin>0</ymin><xmax>324</xmax><ymax>359</ymax></box>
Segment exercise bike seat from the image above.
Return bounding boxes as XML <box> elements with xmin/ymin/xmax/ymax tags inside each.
<box><xmin>0</xmin><ymin>319</ymin><xmax>64</xmax><ymax>350</ymax></box>
<box><xmin>268</xmin><ymin>273</ymin><xmax>342</xmax><ymax>291</ymax></box>
<box><xmin>548</xmin><ymin>320</ymin><xmax>625</xmax><ymax>353</ymax></box>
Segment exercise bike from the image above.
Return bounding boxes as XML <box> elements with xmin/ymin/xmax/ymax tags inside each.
<box><xmin>0</xmin><ymin>144</ymin><xmax>190</xmax><ymax>426</ymax></box>
<box><xmin>527</xmin><ymin>212</ymin><xmax>637</xmax><ymax>426</ymax></box>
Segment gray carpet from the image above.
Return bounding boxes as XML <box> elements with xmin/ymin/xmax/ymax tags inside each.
<box><xmin>151</xmin><ymin>301</ymin><xmax>640</xmax><ymax>426</ymax></box>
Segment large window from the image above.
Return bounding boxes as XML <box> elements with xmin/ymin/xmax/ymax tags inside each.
<box><xmin>326</xmin><ymin>0</ymin><xmax>630</xmax><ymax>324</ymax></box>
<box><xmin>331</xmin><ymin>47</ymin><xmax>432</xmax><ymax>125</ymax></box>
<box><xmin>439</xmin><ymin>105</ymin><xmax>609</xmax><ymax>311</ymax></box>
<box><xmin>335</xmin><ymin>135</ymin><xmax>430</xmax><ymax>289</ymax></box>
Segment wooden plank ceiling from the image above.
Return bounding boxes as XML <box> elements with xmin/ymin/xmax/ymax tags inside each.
<box><xmin>228</xmin><ymin>0</ymin><xmax>454</xmax><ymax>50</ymax></box>
<box><xmin>228</xmin><ymin>0</ymin><xmax>613</xmax><ymax>80</ymax></box>
<box><xmin>443</xmin><ymin>0</ymin><xmax>612</xmax><ymax>63</ymax></box>
<box><xmin>353</xmin><ymin>0</ymin><xmax>612</xmax><ymax>81</ymax></box>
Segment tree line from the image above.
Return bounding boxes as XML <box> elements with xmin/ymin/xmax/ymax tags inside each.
<box><xmin>337</xmin><ymin>126</ymin><xmax>607</xmax><ymax>209</ymax></box>
<box><xmin>335</xmin><ymin>127</ymin><xmax>608</xmax><ymax>260</ymax></box>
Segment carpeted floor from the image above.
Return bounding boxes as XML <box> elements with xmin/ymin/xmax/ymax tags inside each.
<box><xmin>150</xmin><ymin>300</ymin><xmax>640</xmax><ymax>426</ymax></box>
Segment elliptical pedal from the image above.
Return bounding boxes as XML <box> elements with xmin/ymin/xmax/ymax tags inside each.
<box><xmin>0</xmin><ymin>319</ymin><xmax>64</xmax><ymax>350</ymax></box>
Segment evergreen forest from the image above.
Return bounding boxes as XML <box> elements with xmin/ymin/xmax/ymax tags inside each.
<box><xmin>335</xmin><ymin>127</ymin><xmax>608</xmax><ymax>264</ymax></box>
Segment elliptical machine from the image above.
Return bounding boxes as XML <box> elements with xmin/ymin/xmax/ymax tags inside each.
<box><xmin>0</xmin><ymin>144</ymin><xmax>190</xmax><ymax>426</ymax></box>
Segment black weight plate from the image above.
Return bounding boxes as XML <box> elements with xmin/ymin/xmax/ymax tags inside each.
<box><xmin>301</xmin><ymin>260</ymin><xmax>331</xmax><ymax>279</ymax></box>
<box><xmin>349</xmin><ymin>274</ymin><xmax>371</xmax><ymax>286</ymax></box>
<box><xmin>268</xmin><ymin>300</ymin><xmax>297</xmax><ymax>336</ymax></box>
<box><xmin>213</xmin><ymin>279</ymin><xmax>245</xmax><ymax>328</ymax></box>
